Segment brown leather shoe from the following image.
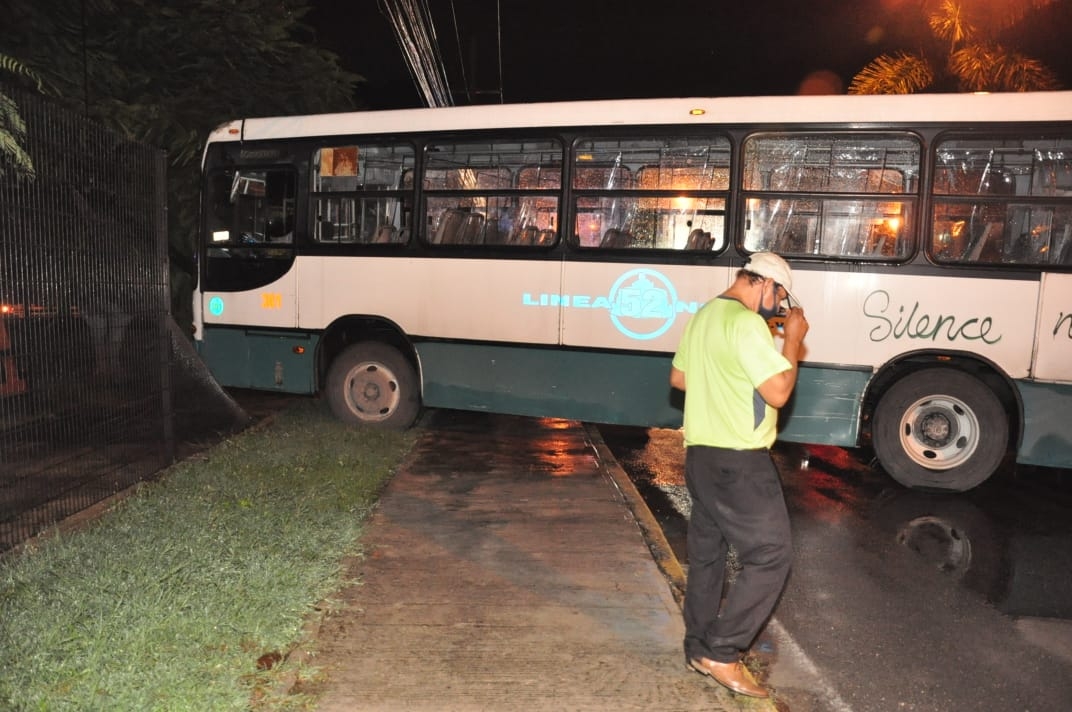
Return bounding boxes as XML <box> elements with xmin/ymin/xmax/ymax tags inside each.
<box><xmin>688</xmin><ymin>657</ymin><xmax>769</xmax><ymax>698</ymax></box>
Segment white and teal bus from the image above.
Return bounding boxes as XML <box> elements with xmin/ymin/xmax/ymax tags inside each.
<box><xmin>193</xmin><ymin>92</ymin><xmax>1072</xmax><ymax>491</ymax></box>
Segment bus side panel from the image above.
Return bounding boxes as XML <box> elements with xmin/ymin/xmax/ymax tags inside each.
<box><xmin>1033</xmin><ymin>272</ymin><xmax>1072</xmax><ymax>382</ymax></box>
<box><xmin>199</xmin><ymin>325</ymin><xmax>318</xmax><ymax>393</ymax></box>
<box><xmin>776</xmin><ymin>366</ymin><xmax>869</xmax><ymax>447</ymax></box>
<box><xmin>416</xmin><ymin>342</ymin><xmax>684</xmax><ymax>428</ymax></box>
<box><xmin>202</xmin><ymin>269</ymin><xmax>298</xmax><ymax>330</ymax></box>
<box><xmin>303</xmin><ymin>257</ymin><xmax>562</xmax><ymax>343</ymax></box>
<box><xmin>1015</xmin><ymin>380</ymin><xmax>1072</xmax><ymax>468</ymax></box>
<box><xmin>558</xmin><ymin>262</ymin><xmax>735</xmax><ymax>353</ymax></box>
<box><xmin>791</xmin><ymin>270</ymin><xmax>1039</xmax><ymax>379</ymax></box>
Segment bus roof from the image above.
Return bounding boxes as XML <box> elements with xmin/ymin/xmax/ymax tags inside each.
<box><xmin>207</xmin><ymin>91</ymin><xmax>1072</xmax><ymax>144</ymax></box>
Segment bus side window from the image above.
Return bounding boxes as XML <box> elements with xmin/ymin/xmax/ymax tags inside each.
<box><xmin>424</xmin><ymin>139</ymin><xmax>561</xmax><ymax>249</ymax></box>
<box><xmin>573</xmin><ymin>136</ymin><xmax>731</xmax><ymax>251</ymax></box>
<box><xmin>206</xmin><ymin>168</ymin><xmax>295</xmax><ymax>250</ymax></box>
<box><xmin>312</xmin><ymin>143</ymin><xmax>415</xmax><ymax>246</ymax></box>
<box><xmin>742</xmin><ymin>132</ymin><xmax>919</xmax><ymax>260</ymax></box>
<box><xmin>931</xmin><ymin>135</ymin><xmax>1072</xmax><ymax>265</ymax></box>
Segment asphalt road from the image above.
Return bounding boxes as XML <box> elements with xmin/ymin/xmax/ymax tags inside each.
<box><xmin>597</xmin><ymin>426</ymin><xmax>1072</xmax><ymax>712</ymax></box>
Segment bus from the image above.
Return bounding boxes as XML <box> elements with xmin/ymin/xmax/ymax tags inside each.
<box><xmin>193</xmin><ymin>92</ymin><xmax>1072</xmax><ymax>492</ymax></box>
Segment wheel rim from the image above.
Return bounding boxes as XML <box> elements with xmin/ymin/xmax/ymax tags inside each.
<box><xmin>344</xmin><ymin>361</ymin><xmax>401</xmax><ymax>422</ymax></box>
<box><xmin>898</xmin><ymin>394</ymin><xmax>980</xmax><ymax>470</ymax></box>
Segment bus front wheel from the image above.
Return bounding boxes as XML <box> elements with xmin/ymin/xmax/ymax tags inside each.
<box><xmin>872</xmin><ymin>368</ymin><xmax>1007</xmax><ymax>492</ymax></box>
<box><xmin>326</xmin><ymin>342</ymin><xmax>420</xmax><ymax>429</ymax></box>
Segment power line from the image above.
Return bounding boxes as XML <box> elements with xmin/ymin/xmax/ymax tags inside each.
<box><xmin>494</xmin><ymin>0</ymin><xmax>504</xmax><ymax>103</ymax></box>
<box><xmin>379</xmin><ymin>0</ymin><xmax>453</xmax><ymax>107</ymax></box>
<box><xmin>448</xmin><ymin>0</ymin><xmax>472</xmax><ymax>104</ymax></box>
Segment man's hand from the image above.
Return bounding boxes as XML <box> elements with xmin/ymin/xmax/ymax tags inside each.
<box><xmin>782</xmin><ymin>306</ymin><xmax>809</xmax><ymax>345</ymax></box>
<box><xmin>758</xmin><ymin>306</ymin><xmax>808</xmax><ymax>408</ymax></box>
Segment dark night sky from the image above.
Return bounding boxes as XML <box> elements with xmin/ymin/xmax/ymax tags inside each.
<box><xmin>307</xmin><ymin>0</ymin><xmax>1072</xmax><ymax>110</ymax></box>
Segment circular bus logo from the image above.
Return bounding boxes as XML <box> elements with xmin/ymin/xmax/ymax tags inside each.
<box><xmin>608</xmin><ymin>268</ymin><xmax>678</xmax><ymax>340</ymax></box>
<box><xmin>209</xmin><ymin>296</ymin><xmax>225</xmax><ymax>316</ymax></box>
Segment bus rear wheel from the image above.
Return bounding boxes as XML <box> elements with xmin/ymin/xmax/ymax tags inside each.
<box><xmin>872</xmin><ymin>368</ymin><xmax>1007</xmax><ymax>492</ymax></box>
<box><xmin>326</xmin><ymin>342</ymin><xmax>420</xmax><ymax>429</ymax></box>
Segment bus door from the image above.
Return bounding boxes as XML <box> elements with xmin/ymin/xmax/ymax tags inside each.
<box><xmin>198</xmin><ymin>167</ymin><xmax>306</xmax><ymax>391</ymax></box>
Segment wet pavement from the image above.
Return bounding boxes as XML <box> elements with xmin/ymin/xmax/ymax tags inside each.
<box><xmin>303</xmin><ymin>410</ymin><xmax>780</xmax><ymax>711</ymax></box>
<box><xmin>598</xmin><ymin>424</ymin><xmax>1072</xmax><ymax>712</ymax></box>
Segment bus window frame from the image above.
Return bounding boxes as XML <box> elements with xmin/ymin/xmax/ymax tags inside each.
<box><xmin>740</xmin><ymin>130</ymin><xmax>921</xmax><ymax>262</ymax></box>
<box><xmin>310</xmin><ymin>141</ymin><xmax>416</xmax><ymax>246</ymax></box>
<box><xmin>570</xmin><ymin>134</ymin><xmax>732</xmax><ymax>253</ymax></box>
<box><xmin>420</xmin><ymin>137</ymin><xmax>565</xmax><ymax>248</ymax></box>
<box><xmin>928</xmin><ymin>131</ymin><xmax>1072</xmax><ymax>268</ymax></box>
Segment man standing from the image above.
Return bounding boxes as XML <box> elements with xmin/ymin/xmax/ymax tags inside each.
<box><xmin>669</xmin><ymin>251</ymin><xmax>809</xmax><ymax>699</ymax></box>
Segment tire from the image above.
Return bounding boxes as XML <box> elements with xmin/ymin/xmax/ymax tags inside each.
<box><xmin>872</xmin><ymin>368</ymin><xmax>1007</xmax><ymax>492</ymax></box>
<box><xmin>325</xmin><ymin>342</ymin><xmax>420</xmax><ymax>429</ymax></box>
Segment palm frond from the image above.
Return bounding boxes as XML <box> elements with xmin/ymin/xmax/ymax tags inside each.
<box><xmin>928</xmin><ymin>0</ymin><xmax>975</xmax><ymax>44</ymax></box>
<box><xmin>0</xmin><ymin>95</ymin><xmax>35</xmax><ymax>180</ymax></box>
<box><xmin>0</xmin><ymin>53</ymin><xmax>44</xmax><ymax>93</ymax></box>
<box><xmin>950</xmin><ymin>44</ymin><xmax>1063</xmax><ymax>91</ymax></box>
<box><xmin>849</xmin><ymin>52</ymin><xmax>935</xmax><ymax>95</ymax></box>
<box><xmin>994</xmin><ymin>50</ymin><xmax>1063</xmax><ymax>91</ymax></box>
<box><xmin>949</xmin><ymin>44</ymin><xmax>999</xmax><ymax>90</ymax></box>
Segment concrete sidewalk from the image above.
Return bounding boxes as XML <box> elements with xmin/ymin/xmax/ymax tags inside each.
<box><xmin>305</xmin><ymin>411</ymin><xmax>777</xmax><ymax>711</ymax></box>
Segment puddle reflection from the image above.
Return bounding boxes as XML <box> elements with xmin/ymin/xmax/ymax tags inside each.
<box><xmin>600</xmin><ymin>423</ymin><xmax>1072</xmax><ymax>622</ymax></box>
<box><xmin>800</xmin><ymin>443</ymin><xmax>1072</xmax><ymax>619</ymax></box>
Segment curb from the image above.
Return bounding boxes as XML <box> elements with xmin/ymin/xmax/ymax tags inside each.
<box><xmin>583</xmin><ymin>423</ymin><xmax>687</xmax><ymax>606</ymax></box>
<box><xmin>583</xmin><ymin>423</ymin><xmax>780</xmax><ymax>711</ymax></box>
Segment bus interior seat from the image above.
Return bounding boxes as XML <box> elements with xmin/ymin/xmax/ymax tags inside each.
<box><xmin>266</xmin><ymin>217</ymin><xmax>286</xmax><ymax>238</ymax></box>
<box><xmin>1058</xmin><ymin>240</ymin><xmax>1072</xmax><ymax>265</ymax></box>
<box><xmin>483</xmin><ymin>218</ymin><xmax>505</xmax><ymax>245</ymax></box>
<box><xmin>455</xmin><ymin>213</ymin><xmax>485</xmax><ymax>244</ymax></box>
<box><xmin>514</xmin><ymin>225</ymin><xmax>539</xmax><ymax>245</ymax></box>
<box><xmin>600</xmin><ymin>228</ymin><xmax>633</xmax><ymax>248</ymax></box>
<box><xmin>373</xmin><ymin>225</ymin><xmax>397</xmax><ymax>244</ymax></box>
<box><xmin>433</xmin><ymin>209</ymin><xmax>467</xmax><ymax>244</ymax></box>
<box><xmin>536</xmin><ymin>229</ymin><xmax>555</xmax><ymax>246</ymax></box>
<box><xmin>1055</xmin><ymin>225</ymin><xmax>1072</xmax><ymax>264</ymax></box>
<box><xmin>966</xmin><ymin>222</ymin><xmax>1001</xmax><ymax>261</ymax></box>
<box><xmin>266</xmin><ymin>216</ymin><xmax>294</xmax><ymax>242</ymax></box>
<box><xmin>318</xmin><ymin>220</ymin><xmax>335</xmax><ymax>242</ymax></box>
<box><xmin>685</xmin><ymin>229</ymin><xmax>714</xmax><ymax>250</ymax></box>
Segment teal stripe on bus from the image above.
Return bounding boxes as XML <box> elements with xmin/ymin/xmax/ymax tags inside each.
<box><xmin>1016</xmin><ymin>380</ymin><xmax>1072</xmax><ymax>468</ymax></box>
<box><xmin>418</xmin><ymin>341</ymin><xmax>868</xmax><ymax>445</ymax></box>
<box><xmin>417</xmin><ymin>342</ymin><xmax>685</xmax><ymax>428</ymax></box>
<box><xmin>199</xmin><ymin>326</ymin><xmax>319</xmax><ymax>393</ymax></box>
<box><xmin>776</xmin><ymin>367</ymin><xmax>869</xmax><ymax>447</ymax></box>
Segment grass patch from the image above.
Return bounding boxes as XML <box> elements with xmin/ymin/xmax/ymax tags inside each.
<box><xmin>0</xmin><ymin>398</ymin><xmax>417</xmax><ymax>712</ymax></box>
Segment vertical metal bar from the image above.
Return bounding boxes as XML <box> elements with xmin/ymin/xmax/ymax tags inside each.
<box><xmin>155</xmin><ymin>148</ymin><xmax>174</xmax><ymax>465</ymax></box>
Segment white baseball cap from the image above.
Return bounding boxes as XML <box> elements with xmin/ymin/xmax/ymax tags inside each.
<box><xmin>743</xmin><ymin>252</ymin><xmax>801</xmax><ymax>308</ymax></box>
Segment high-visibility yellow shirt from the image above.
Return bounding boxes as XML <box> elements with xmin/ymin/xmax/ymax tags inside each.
<box><xmin>671</xmin><ymin>296</ymin><xmax>791</xmax><ymax>449</ymax></box>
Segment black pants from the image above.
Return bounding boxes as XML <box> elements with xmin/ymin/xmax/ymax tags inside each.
<box><xmin>682</xmin><ymin>446</ymin><xmax>792</xmax><ymax>664</ymax></box>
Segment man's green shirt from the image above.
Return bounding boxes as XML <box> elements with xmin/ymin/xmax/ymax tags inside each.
<box><xmin>672</xmin><ymin>296</ymin><xmax>791</xmax><ymax>449</ymax></box>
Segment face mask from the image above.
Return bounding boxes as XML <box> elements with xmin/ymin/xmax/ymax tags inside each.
<box><xmin>757</xmin><ymin>281</ymin><xmax>782</xmax><ymax>321</ymax></box>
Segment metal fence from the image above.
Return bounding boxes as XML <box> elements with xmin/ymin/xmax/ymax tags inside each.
<box><xmin>0</xmin><ymin>86</ymin><xmax>247</xmax><ymax>552</ymax></box>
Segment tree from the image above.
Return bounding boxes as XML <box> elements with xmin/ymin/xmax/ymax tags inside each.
<box><xmin>0</xmin><ymin>0</ymin><xmax>363</xmax><ymax>329</ymax></box>
<box><xmin>0</xmin><ymin>52</ymin><xmax>42</xmax><ymax>180</ymax></box>
<box><xmin>849</xmin><ymin>0</ymin><xmax>1063</xmax><ymax>94</ymax></box>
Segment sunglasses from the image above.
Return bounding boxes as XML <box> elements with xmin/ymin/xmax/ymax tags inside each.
<box><xmin>773</xmin><ymin>282</ymin><xmax>797</xmax><ymax>312</ymax></box>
